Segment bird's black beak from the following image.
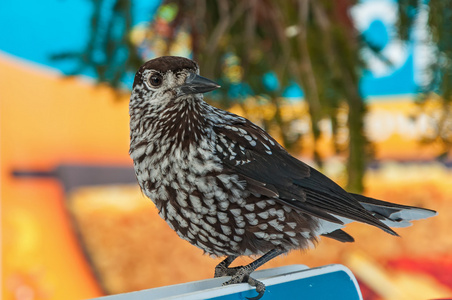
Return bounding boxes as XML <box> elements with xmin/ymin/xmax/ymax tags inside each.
<box><xmin>178</xmin><ymin>73</ymin><xmax>221</xmax><ymax>96</ymax></box>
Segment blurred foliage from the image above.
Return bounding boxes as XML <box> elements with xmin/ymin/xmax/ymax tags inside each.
<box><xmin>56</xmin><ymin>0</ymin><xmax>452</xmax><ymax>192</ymax></box>
<box><xmin>398</xmin><ymin>0</ymin><xmax>452</xmax><ymax>158</ymax></box>
<box><xmin>52</xmin><ymin>0</ymin><xmax>142</xmax><ymax>88</ymax></box>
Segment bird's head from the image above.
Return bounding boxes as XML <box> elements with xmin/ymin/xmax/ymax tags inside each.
<box><xmin>130</xmin><ymin>56</ymin><xmax>220</xmax><ymax>109</ymax></box>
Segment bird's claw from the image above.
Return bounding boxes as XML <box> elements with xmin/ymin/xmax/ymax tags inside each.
<box><xmin>222</xmin><ymin>267</ymin><xmax>266</xmax><ymax>300</ymax></box>
<box><xmin>245</xmin><ymin>276</ymin><xmax>265</xmax><ymax>300</ymax></box>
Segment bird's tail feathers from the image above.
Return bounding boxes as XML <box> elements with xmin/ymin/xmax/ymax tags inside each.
<box><xmin>350</xmin><ymin>193</ymin><xmax>437</xmax><ymax>228</ymax></box>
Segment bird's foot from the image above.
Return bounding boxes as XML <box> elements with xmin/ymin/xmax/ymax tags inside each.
<box><xmin>222</xmin><ymin>266</ymin><xmax>266</xmax><ymax>300</ymax></box>
<box><xmin>214</xmin><ymin>262</ymin><xmax>228</xmax><ymax>277</ymax></box>
<box><xmin>215</xmin><ymin>250</ymin><xmax>285</xmax><ymax>299</ymax></box>
<box><xmin>214</xmin><ymin>255</ymin><xmax>238</xmax><ymax>278</ymax></box>
<box><xmin>215</xmin><ymin>264</ymin><xmax>242</xmax><ymax>277</ymax></box>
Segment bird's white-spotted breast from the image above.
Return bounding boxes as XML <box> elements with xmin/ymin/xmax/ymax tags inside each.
<box><xmin>130</xmin><ymin>86</ymin><xmax>317</xmax><ymax>257</ymax></box>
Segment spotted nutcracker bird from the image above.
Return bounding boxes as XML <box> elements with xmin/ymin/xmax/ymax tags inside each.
<box><xmin>129</xmin><ymin>56</ymin><xmax>437</xmax><ymax>299</ymax></box>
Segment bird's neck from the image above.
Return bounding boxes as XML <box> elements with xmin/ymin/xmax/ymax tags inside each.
<box><xmin>130</xmin><ymin>96</ymin><xmax>216</xmax><ymax>153</ymax></box>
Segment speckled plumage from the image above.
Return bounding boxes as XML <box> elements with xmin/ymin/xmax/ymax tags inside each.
<box><xmin>129</xmin><ymin>58</ymin><xmax>317</xmax><ymax>257</ymax></box>
<box><xmin>129</xmin><ymin>56</ymin><xmax>437</xmax><ymax>299</ymax></box>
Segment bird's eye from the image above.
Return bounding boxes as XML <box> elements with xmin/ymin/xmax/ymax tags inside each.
<box><xmin>148</xmin><ymin>73</ymin><xmax>163</xmax><ymax>87</ymax></box>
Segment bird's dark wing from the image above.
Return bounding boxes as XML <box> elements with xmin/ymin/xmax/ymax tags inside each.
<box><xmin>213</xmin><ymin>120</ymin><xmax>396</xmax><ymax>235</ymax></box>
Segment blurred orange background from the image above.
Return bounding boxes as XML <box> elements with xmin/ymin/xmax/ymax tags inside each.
<box><xmin>1</xmin><ymin>55</ymin><xmax>129</xmax><ymax>300</ymax></box>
